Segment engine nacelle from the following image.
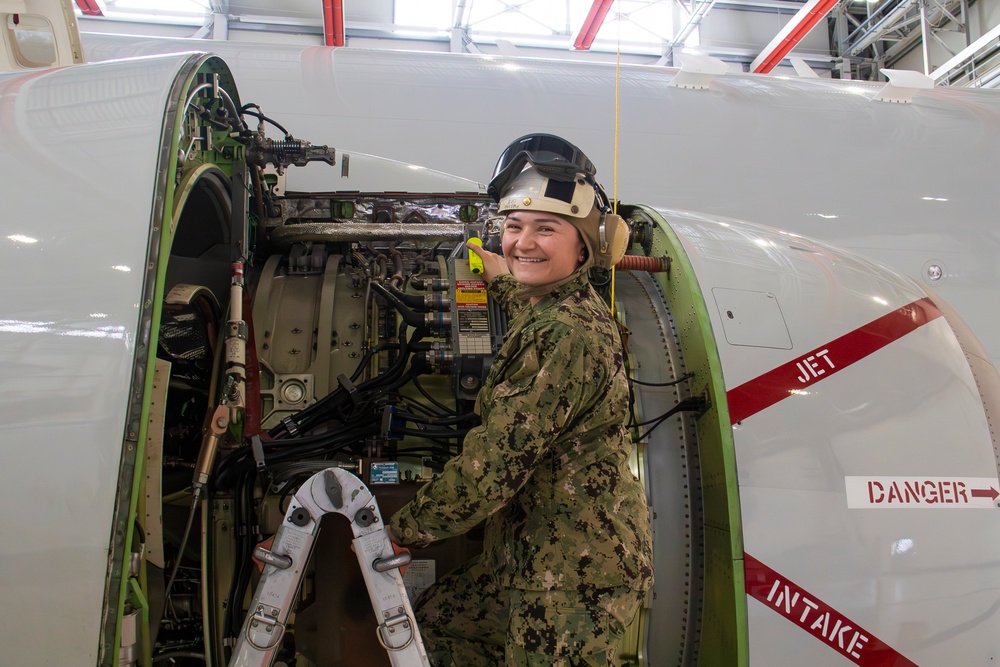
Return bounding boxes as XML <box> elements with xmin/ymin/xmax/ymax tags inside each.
<box><xmin>1</xmin><ymin>53</ymin><xmax>998</xmax><ymax>667</ymax></box>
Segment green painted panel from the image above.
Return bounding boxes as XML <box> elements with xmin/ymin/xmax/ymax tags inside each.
<box><xmin>630</xmin><ymin>206</ymin><xmax>747</xmax><ymax>666</ymax></box>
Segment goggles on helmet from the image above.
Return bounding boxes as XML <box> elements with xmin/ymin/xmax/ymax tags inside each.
<box><xmin>488</xmin><ymin>134</ymin><xmax>597</xmax><ymax>202</ymax></box>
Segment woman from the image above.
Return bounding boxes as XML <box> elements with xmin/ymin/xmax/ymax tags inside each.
<box><xmin>389</xmin><ymin>134</ymin><xmax>653</xmax><ymax>666</ymax></box>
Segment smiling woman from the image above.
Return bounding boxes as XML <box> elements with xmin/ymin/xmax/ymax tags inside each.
<box><xmin>501</xmin><ymin>210</ymin><xmax>586</xmax><ymax>294</ymax></box>
<box><xmin>388</xmin><ymin>134</ymin><xmax>651</xmax><ymax>666</ymax></box>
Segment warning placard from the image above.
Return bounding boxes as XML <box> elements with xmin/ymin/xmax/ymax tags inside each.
<box><xmin>845</xmin><ymin>476</ymin><xmax>999</xmax><ymax>508</ymax></box>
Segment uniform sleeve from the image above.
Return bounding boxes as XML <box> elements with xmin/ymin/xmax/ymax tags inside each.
<box><xmin>390</xmin><ymin>322</ymin><xmax>606</xmax><ymax>547</ymax></box>
<box><xmin>487</xmin><ymin>274</ymin><xmax>528</xmax><ymax>318</ymax></box>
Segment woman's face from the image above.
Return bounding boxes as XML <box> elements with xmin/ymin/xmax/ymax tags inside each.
<box><xmin>501</xmin><ymin>210</ymin><xmax>586</xmax><ymax>288</ymax></box>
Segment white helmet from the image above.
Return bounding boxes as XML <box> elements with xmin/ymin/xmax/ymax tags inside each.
<box><xmin>494</xmin><ymin>163</ymin><xmax>630</xmax><ymax>269</ymax></box>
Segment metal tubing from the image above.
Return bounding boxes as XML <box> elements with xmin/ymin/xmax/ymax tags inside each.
<box><xmin>269</xmin><ymin>223</ymin><xmax>465</xmax><ymax>248</ymax></box>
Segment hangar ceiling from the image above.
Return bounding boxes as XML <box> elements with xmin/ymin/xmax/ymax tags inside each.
<box><xmin>75</xmin><ymin>0</ymin><xmax>1000</xmax><ymax>84</ymax></box>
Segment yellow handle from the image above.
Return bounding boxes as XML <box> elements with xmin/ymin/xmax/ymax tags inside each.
<box><xmin>468</xmin><ymin>237</ymin><xmax>484</xmax><ymax>275</ymax></box>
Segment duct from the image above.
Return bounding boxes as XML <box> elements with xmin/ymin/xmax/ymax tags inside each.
<box><xmin>269</xmin><ymin>222</ymin><xmax>466</xmax><ymax>248</ymax></box>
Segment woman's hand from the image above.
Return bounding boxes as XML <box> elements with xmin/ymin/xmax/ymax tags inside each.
<box><xmin>467</xmin><ymin>241</ymin><xmax>510</xmax><ymax>283</ymax></box>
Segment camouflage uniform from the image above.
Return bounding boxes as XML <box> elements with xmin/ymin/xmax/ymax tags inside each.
<box><xmin>390</xmin><ymin>271</ymin><xmax>653</xmax><ymax>666</ymax></box>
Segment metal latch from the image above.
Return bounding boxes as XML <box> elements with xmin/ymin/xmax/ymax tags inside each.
<box><xmin>246</xmin><ymin>604</ymin><xmax>284</xmax><ymax>650</ymax></box>
<box><xmin>377</xmin><ymin>607</ymin><xmax>417</xmax><ymax>651</ymax></box>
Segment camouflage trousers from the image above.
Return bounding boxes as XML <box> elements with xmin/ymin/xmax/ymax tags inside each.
<box><xmin>413</xmin><ymin>554</ymin><xmax>642</xmax><ymax>666</ymax></box>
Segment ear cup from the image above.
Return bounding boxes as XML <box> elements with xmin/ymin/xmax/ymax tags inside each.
<box><xmin>594</xmin><ymin>214</ymin><xmax>630</xmax><ymax>269</ymax></box>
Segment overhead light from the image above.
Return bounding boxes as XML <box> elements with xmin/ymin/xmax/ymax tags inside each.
<box><xmin>8</xmin><ymin>234</ymin><xmax>38</xmax><ymax>244</ymax></box>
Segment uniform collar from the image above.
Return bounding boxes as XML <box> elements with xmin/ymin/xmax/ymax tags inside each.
<box><xmin>514</xmin><ymin>265</ymin><xmax>592</xmax><ymax>305</ymax></box>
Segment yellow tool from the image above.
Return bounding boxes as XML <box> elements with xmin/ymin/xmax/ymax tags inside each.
<box><xmin>467</xmin><ymin>237</ymin><xmax>484</xmax><ymax>275</ymax></box>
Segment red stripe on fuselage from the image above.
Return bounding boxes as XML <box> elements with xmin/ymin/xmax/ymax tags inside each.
<box><xmin>745</xmin><ymin>553</ymin><xmax>920</xmax><ymax>666</ymax></box>
<box><xmin>727</xmin><ymin>298</ymin><xmax>942</xmax><ymax>424</ymax></box>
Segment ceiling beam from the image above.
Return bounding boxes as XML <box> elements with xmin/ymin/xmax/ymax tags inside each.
<box><xmin>751</xmin><ymin>0</ymin><xmax>838</xmax><ymax>72</ymax></box>
<box><xmin>573</xmin><ymin>0</ymin><xmax>614</xmax><ymax>50</ymax></box>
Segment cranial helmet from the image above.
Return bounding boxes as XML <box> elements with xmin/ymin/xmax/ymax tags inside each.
<box><xmin>489</xmin><ymin>134</ymin><xmax>630</xmax><ymax>269</ymax></box>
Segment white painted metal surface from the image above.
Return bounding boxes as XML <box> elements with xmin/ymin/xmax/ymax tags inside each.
<box><xmin>665</xmin><ymin>209</ymin><xmax>1000</xmax><ymax>664</ymax></box>
<box><xmin>0</xmin><ymin>53</ymin><xmax>197</xmax><ymax>666</ymax></box>
<box><xmin>1</xmin><ymin>38</ymin><xmax>999</xmax><ymax>666</ymax></box>
<box><xmin>77</xmin><ymin>35</ymin><xmax>1000</xmax><ymax>373</ymax></box>
<box><xmin>283</xmin><ymin>154</ymin><xmax>484</xmax><ymax>195</ymax></box>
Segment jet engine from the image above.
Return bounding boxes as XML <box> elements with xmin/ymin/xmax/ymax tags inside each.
<box><xmin>1</xmin><ymin>53</ymin><xmax>999</xmax><ymax>667</ymax></box>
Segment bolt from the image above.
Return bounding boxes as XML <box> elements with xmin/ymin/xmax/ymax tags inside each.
<box><xmin>217</xmin><ymin>417</ymin><xmax>227</xmax><ymax>428</ymax></box>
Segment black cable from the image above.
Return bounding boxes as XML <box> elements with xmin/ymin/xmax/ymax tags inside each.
<box><xmin>369</xmin><ymin>281</ymin><xmax>426</xmax><ymax>328</ymax></box>
<box><xmin>411</xmin><ymin>374</ymin><xmax>456</xmax><ymax>415</ymax></box>
<box><xmin>152</xmin><ymin>652</ymin><xmax>206</xmax><ymax>664</ymax></box>
<box><xmin>397</xmin><ymin>427</ymin><xmax>469</xmax><ymax>440</ymax></box>
<box><xmin>636</xmin><ymin>396</ymin><xmax>707</xmax><ymax>442</ymax></box>
<box><xmin>277</xmin><ymin>478</ymin><xmax>301</xmax><ymax>515</ymax></box>
<box><xmin>395</xmin><ymin>447</ymin><xmax>457</xmax><ymax>459</ymax></box>
<box><xmin>628</xmin><ymin>371</ymin><xmax>694</xmax><ymax>387</ymax></box>
<box><xmin>395</xmin><ymin>410</ymin><xmax>478</xmax><ymax>426</ymax></box>
<box><xmin>223</xmin><ymin>468</ymin><xmax>253</xmax><ymax>641</ymax></box>
<box><xmin>387</xmin><ymin>394</ymin><xmax>442</xmax><ymax>418</ymax></box>
<box><xmin>239</xmin><ymin>108</ymin><xmax>290</xmax><ymax>138</ymax></box>
<box><xmin>272</xmin><ymin>326</ymin><xmax>419</xmax><ymax>439</ymax></box>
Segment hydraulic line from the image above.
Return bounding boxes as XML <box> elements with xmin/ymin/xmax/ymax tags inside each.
<box><xmin>387</xmin><ymin>283</ymin><xmax>451</xmax><ymax>311</ymax></box>
<box><xmin>616</xmin><ymin>255</ymin><xmax>670</xmax><ymax>272</ymax></box>
<box><xmin>165</xmin><ymin>263</ymin><xmax>247</xmax><ymax>617</ymax></box>
<box><xmin>369</xmin><ymin>281</ymin><xmax>426</xmax><ymax>329</ymax></box>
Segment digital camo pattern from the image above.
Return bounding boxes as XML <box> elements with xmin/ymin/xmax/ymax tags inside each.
<box><xmin>414</xmin><ymin>554</ymin><xmax>643</xmax><ymax>666</ymax></box>
<box><xmin>390</xmin><ymin>272</ymin><xmax>654</xmax><ymax>593</ymax></box>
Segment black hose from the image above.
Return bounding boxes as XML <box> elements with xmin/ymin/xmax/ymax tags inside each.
<box><xmin>369</xmin><ymin>281</ymin><xmax>425</xmax><ymax>328</ymax></box>
<box><xmin>239</xmin><ymin>107</ymin><xmax>290</xmax><ymax>138</ymax></box>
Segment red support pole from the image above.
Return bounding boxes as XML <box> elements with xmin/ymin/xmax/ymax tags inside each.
<box><xmin>751</xmin><ymin>0</ymin><xmax>838</xmax><ymax>73</ymax></box>
<box><xmin>75</xmin><ymin>0</ymin><xmax>103</xmax><ymax>17</ymax></box>
<box><xmin>322</xmin><ymin>0</ymin><xmax>344</xmax><ymax>47</ymax></box>
<box><xmin>573</xmin><ymin>0</ymin><xmax>614</xmax><ymax>51</ymax></box>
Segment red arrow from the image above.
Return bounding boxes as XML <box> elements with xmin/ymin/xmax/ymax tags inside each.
<box><xmin>971</xmin><ymin>487</ymin><xmax>999</xmax><ymax>500</ymax></box>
